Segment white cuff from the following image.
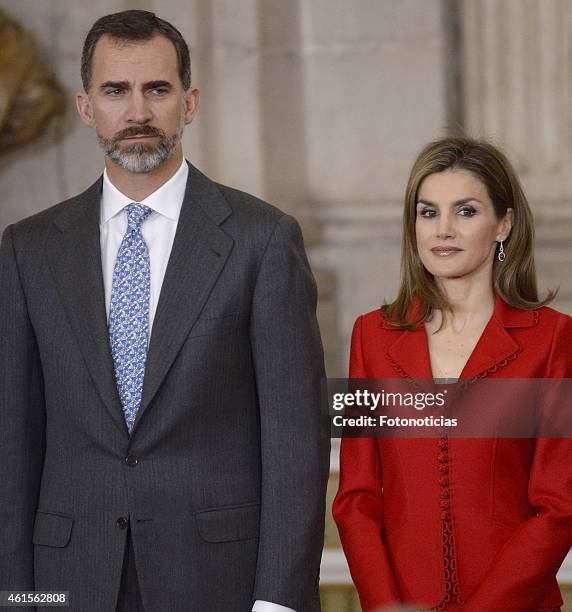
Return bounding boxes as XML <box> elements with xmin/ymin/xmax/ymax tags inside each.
<box><xmin>251</xmin><ymin>600</ymin><xmax>296</xmax><ymax>612</ymax></box>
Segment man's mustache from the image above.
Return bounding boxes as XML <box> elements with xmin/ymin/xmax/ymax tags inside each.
<box><xmin>112</xmin><ymin>126</ymin><xmax>164</xmax><ymax>143</ymax></box>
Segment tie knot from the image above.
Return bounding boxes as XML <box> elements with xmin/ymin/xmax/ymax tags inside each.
<box><xmin>126</xmin><ymin>203</ymin><xmax>152</xmax><ymax>231</ymax></box>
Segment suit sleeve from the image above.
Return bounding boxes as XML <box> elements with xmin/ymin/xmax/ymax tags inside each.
<box><xmin>249</xmin><ymin>214</ymin><xmax>329</xmax><ymax>611</ymax></box>
<box><xmin>463</xmin><ymin>314</ymin><xmax>572</xmax><ymax>611</ymax></box>
<box><xmin>0</xmin><ymin>225</ymin><xmax>46</xmax><ymax>596</ymax></box>
<box><xmin>332</xmin><ymin>316</ymin><xmax>402</xmax><ymax>610</ymax></box>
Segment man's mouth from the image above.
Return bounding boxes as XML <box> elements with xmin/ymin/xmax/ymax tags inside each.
<box><xmin>114</xmin><ymin>128</ymin><xmax>162</xmax><ymax>143</ymax></box>
<box><xmin>122</xmin><ymin>135</ymin><xmax>158</xmax><ymax>140</ymax></box>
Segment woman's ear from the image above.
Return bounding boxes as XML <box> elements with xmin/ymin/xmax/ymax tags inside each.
<box><xmin>497</xmin><ymin>207</ymin><xmax>513</xmax><ymax>241</ymax></box>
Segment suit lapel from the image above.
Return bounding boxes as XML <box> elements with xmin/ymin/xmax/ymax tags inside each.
<box><xmin>386</xmin><ymin>325</ymin><xmax>434</xmax><ymax>381</ymax></box>
<box><xmin>47</xmin><ymin>177</ymin><xmax>128</xmax><ymax>436</ymax></box>
<box><xmin>459</xmin><ymin>295</ymin><xmax>533</xmax><ymax>379</ymax></box>
<box><xmin>386</xmin><ymin>295</ymin><xmax>531</xmax><ymax>382</ymax></box>
<box><xmin>458</xmin><ymin>318</ymin><xmax>519</xmax><ymax>380</ymax></box>
<box><xmin>133</xmin><ymin>164</ymin><xmax>233</xmax><ymax>431</ymax></box>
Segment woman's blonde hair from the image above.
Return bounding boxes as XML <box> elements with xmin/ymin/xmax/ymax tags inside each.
<box><xmin>382</xmin><ymin>136</ymin><xmax>556</xmax><ymax>329</ymax></box>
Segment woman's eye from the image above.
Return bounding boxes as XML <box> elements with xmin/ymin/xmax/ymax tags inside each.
<box><xmin>419</xmin><ymin>208</ymin><xmax>436</xmax><ymax>218</ymax></box>
<box><xmin>458</xmin><ymin>207</ymin><xmax>476</xmax><ymax>217</ymax></box>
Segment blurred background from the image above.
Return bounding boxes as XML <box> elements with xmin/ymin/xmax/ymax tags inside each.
<box><xmin>0</xmin><ymin>0</ymin><xmax>571</xmax><ymax>609</ymax></box>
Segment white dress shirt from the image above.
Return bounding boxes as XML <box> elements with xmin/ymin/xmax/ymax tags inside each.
<box><xmin>99</xmin><ymin>159</ymin><xmax>296</xmax><ymax>612</ymax></box>
<box><xmin>100</xmin><ymin>158</ymin><xmax>188</xmax><ymax>339</ymax></box>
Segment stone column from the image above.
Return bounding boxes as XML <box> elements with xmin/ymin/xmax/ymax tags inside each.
<box><xmin>303</xmin><ymin>0</ymin><xmax>448</xmax><ymax>374</ymax></box>
<box><xmin>172</xmin><ymin>0</ymin><xmax>265</xmax><ymax>196</ymax></box>
<box><xmin>462</xmin><ymin>0</ymin><xmax>572</xmax><ymax>314</ymax></box>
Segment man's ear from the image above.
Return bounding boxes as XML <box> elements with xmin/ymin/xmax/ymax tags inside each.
<box><xmin>183</xmin><ymin>87</ymin><xmax>200</xmax><ymax>125</ymax></box>
<box><xmin>76</xmin><ymin>91</ymin><xmax>95</xmax><ymax>128</ymax></box>
<box><xmin>497</xmin><ymin>207</ymin><xmax>513</xmax><ymax>241</ymax></box>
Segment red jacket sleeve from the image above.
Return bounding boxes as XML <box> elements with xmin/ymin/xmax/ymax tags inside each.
<box><xmin>464</xmin><ymin>314</ymin><xmax>572</xmax><ymax>611</ymax></box>
<box><xmin>332</xmin><ymin>316</ymin><xmax>401</xmax><ymax>610</ymax></box>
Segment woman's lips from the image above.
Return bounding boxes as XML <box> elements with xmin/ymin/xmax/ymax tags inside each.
<box><xmin>431</xmin><ymin>247</ymin><xmax>463</xmax><ymax>256</ymax></box>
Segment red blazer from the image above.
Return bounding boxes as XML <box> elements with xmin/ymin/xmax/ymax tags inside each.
<box><xmin>333</xmin><ymin>295</ymin><xmax>572</xmax><ymax>611</ymax></box>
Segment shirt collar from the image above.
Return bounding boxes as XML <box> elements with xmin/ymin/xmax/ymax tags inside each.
<box><xmin>100</xmin><ymin>158</ymin><xmax>188</xmax><ymax>225</ymax></box>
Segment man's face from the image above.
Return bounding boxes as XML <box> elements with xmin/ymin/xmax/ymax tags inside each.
<box><xmin>77</xmin><ymin>34</ymin><xmax>199</xmax><ymax>173</ymax></box>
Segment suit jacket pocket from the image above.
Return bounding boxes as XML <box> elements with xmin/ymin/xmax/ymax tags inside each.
<box><xmin>32</xmin><ymin>511</ymin><xmax>74</xmax><ymax>548</ymax></box>
<box><xmin>195</xmin><ymin>502</ymin><xmax>259</xmax><ymax>543</ymax></box>
<box><xmin>188</xmin><ymin>314</ymin><xmax>240</xmax><ymax>338</ymax></box>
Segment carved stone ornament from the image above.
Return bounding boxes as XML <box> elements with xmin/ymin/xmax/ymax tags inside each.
<box><xmin>0</xmin><ymin>10</ymin><xmax>65</xmax><ymax>154</ymax></box>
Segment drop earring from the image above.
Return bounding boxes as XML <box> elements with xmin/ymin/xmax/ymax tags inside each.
<box><xmin>497</xmin><ymin>240</ymin><xmax>506</xmax><ymax>262</ymax></box>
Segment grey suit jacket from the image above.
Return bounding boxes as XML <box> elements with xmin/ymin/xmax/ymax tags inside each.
<box><xmin>0</xmin><ymin>162</ymin><xmax>329</xmax><ymax>612</ymax></box>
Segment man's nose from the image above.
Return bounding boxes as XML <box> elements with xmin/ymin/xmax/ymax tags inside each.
<box><xmin>126</xmin><ymin>92</ymin><xmax>152</xmax><ymax>124</ymax></box>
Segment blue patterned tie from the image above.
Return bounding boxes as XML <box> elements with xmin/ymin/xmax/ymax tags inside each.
<box><xmin>109</xmin><ymin>203</ymin><xmax>152</xmax><ymax>433</ymax></box>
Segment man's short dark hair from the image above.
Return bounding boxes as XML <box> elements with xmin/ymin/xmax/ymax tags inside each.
<box><xmin>81</xmin><ymin>10</ymin><xmax>191</xmax><ymax>92</ymax></box>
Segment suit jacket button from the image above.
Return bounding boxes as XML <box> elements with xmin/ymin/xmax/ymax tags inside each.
<box><xmin>116</xmin><ymin>517</ymin><xmax>128</xmax><ymax>529</ymax></box>
<box><xmin>125</xmin><ymin>454</ymin><xmax>139</xmax><ymax>467</ymax></box>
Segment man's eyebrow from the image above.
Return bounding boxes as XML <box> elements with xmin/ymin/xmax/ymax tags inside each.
<box><xmin>99</xmin><ymin>80</ymin><xmax>130</xmax><ymax>91</ymax></box>
<box><xmin>417</xmin><ymin>197</ymin><xmax>483</xmax><ymax>207</ymax></box>
<box><xmin>143</xmin><ymin>80</ymin><xmax>173</xmax><ymax>90</ymax></box>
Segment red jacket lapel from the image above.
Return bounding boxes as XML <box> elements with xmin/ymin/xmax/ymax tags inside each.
<box><xmin>385</xmin><ymin>294</ymin><xmax>537</xmax><ymax>381</ymax></box>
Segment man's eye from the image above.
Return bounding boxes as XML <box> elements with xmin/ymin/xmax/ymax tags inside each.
<box><xmin>106</xmin><ymin>89</ymin><xmax>124</xmax><ymax>96</ymax></box>
<box><xmin>458</xmin><ymin>207</ymin><xmax>476</xmax><ymax>217</ymax></box>
<box><xmin>151</xmin><ymin>88</ymin><xmax>168</xmax><ymax>95</ymax></box>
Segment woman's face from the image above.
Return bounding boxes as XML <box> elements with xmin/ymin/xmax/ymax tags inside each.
<box><xmin>415</xmin><ymin>168</ymin><xmax>512</xmax><ymax>281</ymax></box>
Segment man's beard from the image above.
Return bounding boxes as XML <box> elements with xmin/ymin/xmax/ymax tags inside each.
<box><xmin>96</xmin><ymin>119</ymin><xmax>184</xmax><ymax>174</ymax></box>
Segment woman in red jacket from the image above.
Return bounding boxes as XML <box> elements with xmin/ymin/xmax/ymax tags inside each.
<box><xmin>333</xmin><ymin>136</ymin><xmax>572</xmax><ymax>611</ymax></box>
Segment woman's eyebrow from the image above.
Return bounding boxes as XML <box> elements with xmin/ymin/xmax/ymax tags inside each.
<box><xmin>417</xmin><ymin>197</ymin><xmax>483</xmax><ymax>206</ymax></box>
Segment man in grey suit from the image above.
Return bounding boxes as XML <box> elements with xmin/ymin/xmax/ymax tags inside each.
<box><xmin>0</xmin><ymin>10</ymin><xmax>329</xmax><ymax>612</ymax></box>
